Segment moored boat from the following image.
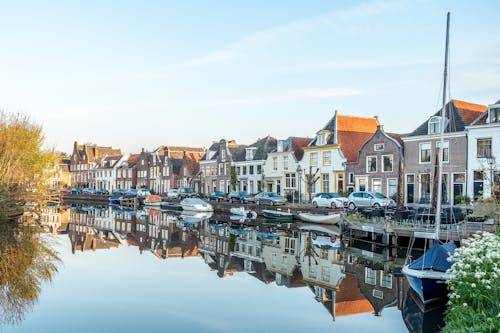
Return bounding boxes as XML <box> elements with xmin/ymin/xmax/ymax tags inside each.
<box><xmin>180</xmin><ymin>198</ymin><xmax>214</xmax><ymax>212</ymax></box>
<box><xmin>262</xmin><ymin>209</ymin><xmax>293</xmax><ymax>221</ymax></box>
<box><xmin>230</xmin><ymin>207</ymin><xmax>257</xmax><ymax>219</ymax></box>
<box><xmin>143</xmin><ymin>195</ymin><xmax>164</xmax><ymax>207</ymax></box>
<box><xmin>297</xmin><ymin>212</ymin><xmax>340</xmax><ymax>225</ymax></box>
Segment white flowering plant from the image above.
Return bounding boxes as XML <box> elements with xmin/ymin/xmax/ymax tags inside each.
<box><xmin>443</xmin><ymin>232</ymin><xmax>500</xmax><ymax>332</ymax></box>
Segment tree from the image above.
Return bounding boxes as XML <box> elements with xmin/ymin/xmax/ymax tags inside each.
<box><xmin>304</xmin><ymin>166</ymin><xmax>320</xmax><ymax>203</ymax></box>
<box><xmin>0</xmin><ymin>112</ymin><xmax>56</xmax><ymax>222</ymax></box>
<box><xmin>230</xmin><ymin>166</ymin><xmax>237</xmax><ymax>191</ymax></box>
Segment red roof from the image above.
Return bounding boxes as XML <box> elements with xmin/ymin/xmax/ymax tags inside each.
<box><xmin>337</xmin><ymin>114</ymin><xmax>378</xmax><ymax>133</ymax></box>
<box><xmin>291</xmin><ymin>137</ymin><xmax>312</xmax><ymax>161</ymax></box>
<box><xmin>453</xmin><ymin>99</ymin><xmax>487</xmax><ymax>125</ymax></box>
<box><xmin>338</xmin><ymin>131</ymin><xmax>376</xmax><ymax>163</ymax></box>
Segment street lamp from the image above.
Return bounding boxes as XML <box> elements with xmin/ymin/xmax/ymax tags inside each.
<box><xmin>296</xmin><ymin>165</ymin><xmax>303</xmax><ymax>206</ymax></box>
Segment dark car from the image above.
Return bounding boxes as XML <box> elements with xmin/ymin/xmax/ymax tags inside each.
<box><xmin>254</xmin><ymin>192</ymin><xmax>287</xmax><ymax>206</ymax></box>
<box><xmin>208</xmin><ymin>191</ymin><xmax>228</xmax><ymax>202</ymax></box>
<box><xmin>228</xmin><ymin>191</ymin><xmax>254</xmax><ymax>203</ymax></box>
<box><xmin>95</xmin><ymin>188</ymin><xmax>109</xmax><ymax>195</ymax></box>
<box><xmin>178</xmin><ymin>187</ymin><xmax>199</xmax><ymax>199</ymax></box>
<box><xmin>70</xmin><ymin>187</ymin><xmax>82</xmax><ymax>194</ymax></box>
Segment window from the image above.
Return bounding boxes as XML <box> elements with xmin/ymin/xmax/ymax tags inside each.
<box><xmin>317</xmin><ymin>134</ymin><xmax>326</xmax><ymax>145</ymax></box>
<box><xmin>310</xmin><ymin>153</ymin><xmax>318</xmax><ymax>166</ymax></box>
<box><xmin>428</xmin><ymin>116</ymin><xmax>441</xmax><ymax>134</ymax></box>
<box><xmin>365</xmin><ymin>268</ymin><xmax>376</xmax><ymax>286</ymax></box>
<box><xmin>321</xmin><ymin>174</ymin><xmax>329</xmax><ymax>192</ymax></box>
<box><xmin>420</xmin><ymin>173</ymin><xmax>431</xmax><ymax>203</ymax></box>
<box><xmin>473</xmin><ymin>171</ymin><xmax>484</xmax><ymax>200</ymax></box>
<box><xmin>374</xmin><ymin>143</ymin><xmax>384</xmax><ymax>151</ymax></box>
<box><xmin>367</xmin><ymin>156</ymin><xmax>377</xmax><ymax>173</ymax></box>
<box><xmin>236</xmin><ymin>166</ymin><xmax>240</xmax><ymax>175</ymax></box>
<box><xmin>249</xmin><ymin>165</ymin><xmax>254</xmax><ymax>175</ymax></box>
<box><xmin>257</xmin><ymin>165</ymin><xmax>262</xmax><ymax>174</ymax></box>
<box><xmin>419</xmin><ymin>142</ymin><xmax>431</xmax><ymax>163</ymax></box>
<box><xmin>373</xmin><ymin>289</ymin><xmax>384</xmax><ymax>299</ymax></box>
<box><xmin>323</xmin><ymin>151</ymin><xmax>331</xmax><ymax>166</ymax></box>
<box><xmin>321</xmin><ymin>266</ymin><xmax>330</xmax><ymax>282</ymax></box>
<box><xmin>283</xmin><ymin>156</ymin><xmax>289</xmax><ymax>170</ymax></box>
<box><xmin>272</xmin><ymin>157</ymin><xmax>278</xmax><ymax>171</ymax></box>
<box><xmin>436</xmin><ymin>141</ymin><xmax>449</xmax><ymax>163</ymax></box>
<box><xmin>387</xmin><ymin>178</ymin><xmax>397</xmax><ymax>197</ymax></box>
<box><xmin>372</xmin><ymin>179</ymin><xmax>382</xmax><ymax>193</ymax></box>
<box><xmin>284</xmin><ymin>238</ymin><xmax>296</xmax><ymax>255</ymax></box>
<box><xmin>221</xmin><ymin>149</ymin><xmax>226</xmax><ymax>160</ymax></box>
<box><xmin>243</xmin><ymin>166</ymin><xmax>247</xmax><ymax>175</ymax></box>
<box><xmin>453</xmin><ymin>173</ymin><xmax>465</xmax><ymax>204</ymax></box>
<box><xmin>477</xmin><ymin>138</ymin><xmax>492</xmax><ymax>158</ymax></box>
<box><xmin>348</xmin><ymin>173</ymin><xmax>354</xmax><ymax>184</ymax></box>
<box><xmin>285</xmin><ymin>173</ymin><xmax>296</xmax><ymax>188</ymax></box>
<box><xmin>490</xmin><ymin>107</ymin><xmax>500</xmax><ymax>123</ymax></box>
<box><xmin>383</xmin><ymin>155</ymin><xmax>393</xmax><ymax>172</ymax></box>
<box><xmin>380</xmin><ymin>272</ymin><xmax>393</xmax><ymax>289</ymax></box>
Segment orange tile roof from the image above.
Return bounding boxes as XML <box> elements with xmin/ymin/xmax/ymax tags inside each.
<box><xmin>453</xmin><ymin>99</ymin><xmax>487</xmax><ymax>126</ymax></box>
<box><xmin>335</xmin><ymin>274</ymin><xmax>374</xmax><ymax>317</ymax></box>
<box><xmin>337</xmin><ymin>115</ymin><xmax>379</xmax><ymax>133</ymax></box>
<box><xmin>338</xmin><ymin>131</ymin><xmax>376</xmax><ymax>163</ymax></box>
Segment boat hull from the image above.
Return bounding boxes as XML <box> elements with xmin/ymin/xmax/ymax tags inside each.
<box><xmin>297</xmin><ymin>213</ymin><xmax>340</xmax><ymax>225</ymax></box>
<box><xmin>262</xmin><ymin>210</ymin><xmax>293</xmax><ymax>221</ymax></box>
<box><xmin>402</xmin><ymin>265</ymin><xmax>450</xmax><ymax>304</ymax></box>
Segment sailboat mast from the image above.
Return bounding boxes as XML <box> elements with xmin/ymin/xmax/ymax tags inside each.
<box><xmin>435</xmin><ymin>12</ymin><xmax>450</xmax><ymax>238</ymax></box>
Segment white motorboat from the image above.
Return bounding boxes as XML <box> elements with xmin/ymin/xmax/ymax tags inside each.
<box><xmin>180</xmin><ymin>198</ymin><xmax>214</xmax><ymax>212</ymax></box>
<box><xmin>230</xmin><ymin>207</ymin><xmax>257</xmax><ymax>219</ymax></box>
<box><xmin>143</xmin><ymin>195</ymin><xmax>164</xmax><ymax>207</ymax></box>
<box><xmin>297</xmin><ymin>212</ymin><xmax>341</xmax><ymax>225</ymax></box>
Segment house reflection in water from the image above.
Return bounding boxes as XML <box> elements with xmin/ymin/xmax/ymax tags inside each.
<box><xmin>49</xmin><ymin>205</ymin><xmax>416</xmax><ymax>328</ymax></box>
<box><xmin>40</xmin><ymin>206</ymin><xmax>70</xmax><ymax>234</ymax></box>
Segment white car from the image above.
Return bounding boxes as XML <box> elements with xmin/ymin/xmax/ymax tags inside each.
<box><xmin>137</xmin><ymin>189</ymin><xmax>151</xmax><ymax>197</ymax></box>
<box><xmin>312</xmin><ymin>193</ymin><xmax>348</xmax><ymax>209</ymax></box>
<box><xmin>166</xmin><ymin>189</ymin><xmax>179</xmax><ymax>199</ymax></box>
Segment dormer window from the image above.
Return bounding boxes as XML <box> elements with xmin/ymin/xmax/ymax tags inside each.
<box><xmin>317</xmin><ymin>133</ymin><xmax>326</xmax><ymax>145</ymax></box>
<box><xmin>374</xmin><ymin>143</ymin><xmax>384</xmax><ymax>151</ymax></box>
<box><xmin>428</xmin><ymin>116</ymin><xmax>442</xmax><ymax>134</ymax></box>
<box><xmin>246</xmin><ymin>147</ymin><xmax>257</xmax><ymax>160</ymax></box>
<box><xmin>277</xmin><ymin>140</ymin><xmax>285</xmax><ymax>153</ymax></box>
<box><xmin>221</xmin><ymin>149</ymin><xmax>226</xmax><ymax>160</ymax></box>
<box><xmin>490</xmin><ymin>107</ymin><xmax>500</xmax><ymax>123</ymax></box>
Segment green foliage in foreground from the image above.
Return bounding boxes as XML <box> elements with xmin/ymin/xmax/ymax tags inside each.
<box><xmin>0</xmin><ymin>112</ymin><xmax>57</xmax><ymax>222</ymax></box>
<box><xmin>443</xmin><ymin>232</ymin><xmax>500</xmax><ymax>333</ymax></box>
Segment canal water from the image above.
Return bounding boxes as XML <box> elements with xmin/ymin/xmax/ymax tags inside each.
<box><xmin>0</xmin><ymin>205</ymin><xmax>447</xmax><ymax>333</ymax></box>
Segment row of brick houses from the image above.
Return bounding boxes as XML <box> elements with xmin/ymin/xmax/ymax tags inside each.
<box><xmin>66</xmin><ymin>98</ymin><xmax>500</xmax><ymax>203</ymax></box>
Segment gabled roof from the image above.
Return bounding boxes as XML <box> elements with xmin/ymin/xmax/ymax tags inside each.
<box><xmin>290</xmin><ymin>137</ymin><xmax>312</xmax><ymax>161</ymax></box>
<box><xmin>310</xmin><ymin>112</ymin><xmax>378</xmax><ymax>163</ymax></box>
<box><xmin>234</xmin><ymin>136</ymin><xmax>277</xmax><ymax>162</ymax></box>
<box><xmin>408</xmin><ymin>99</ymin><xmax>487</xmax><ymax>136</ymax></box>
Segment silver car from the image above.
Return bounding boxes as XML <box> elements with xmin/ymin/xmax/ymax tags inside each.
<box><xmin>348</xmin><ymin>191</ymin><xmax>396</xmax><ymax>210</ymax></box>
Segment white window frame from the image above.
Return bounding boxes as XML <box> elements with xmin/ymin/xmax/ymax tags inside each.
<box><xmin>374</xmin><ymin>143</ymin><xmax>384</xmax><ymax>151</ymax></box>
<box><xmin>322</xmin><ymin>151</ymin><xmax>331</xmax><ymax>166</ymax></box>
<box><xmin>366</xmin><ymin>156</ymin><xmax>377</xmax><ymax>173</ymax></box>
<box><xmin>436</xmin><ymin>140</ymin><xmax>450</xmax><ymax>163</ymax></box>
<box><xmin>419</xmin><ymin>142</ymin><xmax>432</xmax><ymax>164</ymax></box>
<box><xmin>382</xmin><ymin>154</ymin><xmax>393</xmax><ymax>172</ymax></box>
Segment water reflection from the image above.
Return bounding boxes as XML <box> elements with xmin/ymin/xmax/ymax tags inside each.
<box><xmin>6</xmin><ymin>205</ymin><xmax>448</xmax><ymax>332</ymax></box>
<box><xmin>0</xmin><ymin>223</ymin><xmax>60</xmax><ymax>325</ymax></box>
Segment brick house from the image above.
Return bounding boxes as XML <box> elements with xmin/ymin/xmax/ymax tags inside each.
<box><xmin>70</xmin><ymin>141</ymin><xmax>121</xmax><ymax>188</ymax></box>
<box><xmin>199</xmin><ymin>139</ymin><xmax>246</xmax><ymax>194</ymax></box>
<box><xmin>115</xmin><ymin>154</ymin><xmax>140</xmax><ymax>191</ymax></box>
<box><xmin>346</xmin><ymin>124</ymin><xmax>404</xmax><ymax>200</ymax></box>
<box><xmin>402</xmin><ymin>99</ymin><xmax>487</xmax><ymax>205</ymax></box>
<box><xmin>160</xmin><ymin>146</ymin><xmax>205</xmax><ymax>193</ymax></box>
<box><xmin>300</xmin><ymin>111</ymin><xmax>378</xmax><ymax>196</ymax></box>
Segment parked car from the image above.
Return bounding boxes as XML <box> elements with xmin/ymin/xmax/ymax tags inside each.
<box><xmin>137</xmin><ymin>188</ymin><xmax>151</xmax><ymax>197</ymax></box>
<box><xmin>95</xmin><ymin>188</ymin><xmax>109</xmax><ymax>195</ymax></box>
<box><xmin>208</xmin><ymin>191</ymin><xmax>228</xmax><ymax>202</ymax></box>
<box><xmin>228</xmin><ymin>191</ymin><xmax>255</xmax><ymax>203</ymax></box>
<box><xmin>178</xmin><ymin>187</ymin><xmax>199</xmax><ymax>199</ymax></box>
<box><xmin>113</xmin><ymin>188</ymin><xmax>127</xmax><ymax>196</ymax></box>
<box><xmin>254</xmin><ymin>192</ymin><xmax>287</xmax><ymax>206</ymax></box>
<box><xmin>70</xmin><ymin>187</ymin><xmax>82</xmax><ymax>194</ymax></box>
<box><xmin>166</xmin><ymin>189</ymin><xmax>179</xmax><ymax>199</ymax></box>
<box><xmin>347</xmin><ymin>191</ymin><xmax>396</xmax><ymax>210</ymax></box>
<box><xmin>82</xmin><ymin>188</ymin><xmax>95</xmax><ymax>195</ymax></box>
<box><xmin>312</xmin><ymin>193</ymin><xmax>348</xmax><ymax>209</ymax></box>
<box><xmin>61</xmin><ymin>187</ymin><xmax>71</xmax><ymax>194</ymax></box>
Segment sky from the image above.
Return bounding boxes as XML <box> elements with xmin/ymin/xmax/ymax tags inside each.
<box><xmin>0</xmin><ymin>0</ymin><xmax>499</xmax><ymax>154</ymax></box>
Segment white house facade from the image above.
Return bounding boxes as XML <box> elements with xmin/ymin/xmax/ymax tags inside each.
<box><xmin>466</xmin><ymin>100</ymin><xmax>500</xmax><ymax>200</ymax></box>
